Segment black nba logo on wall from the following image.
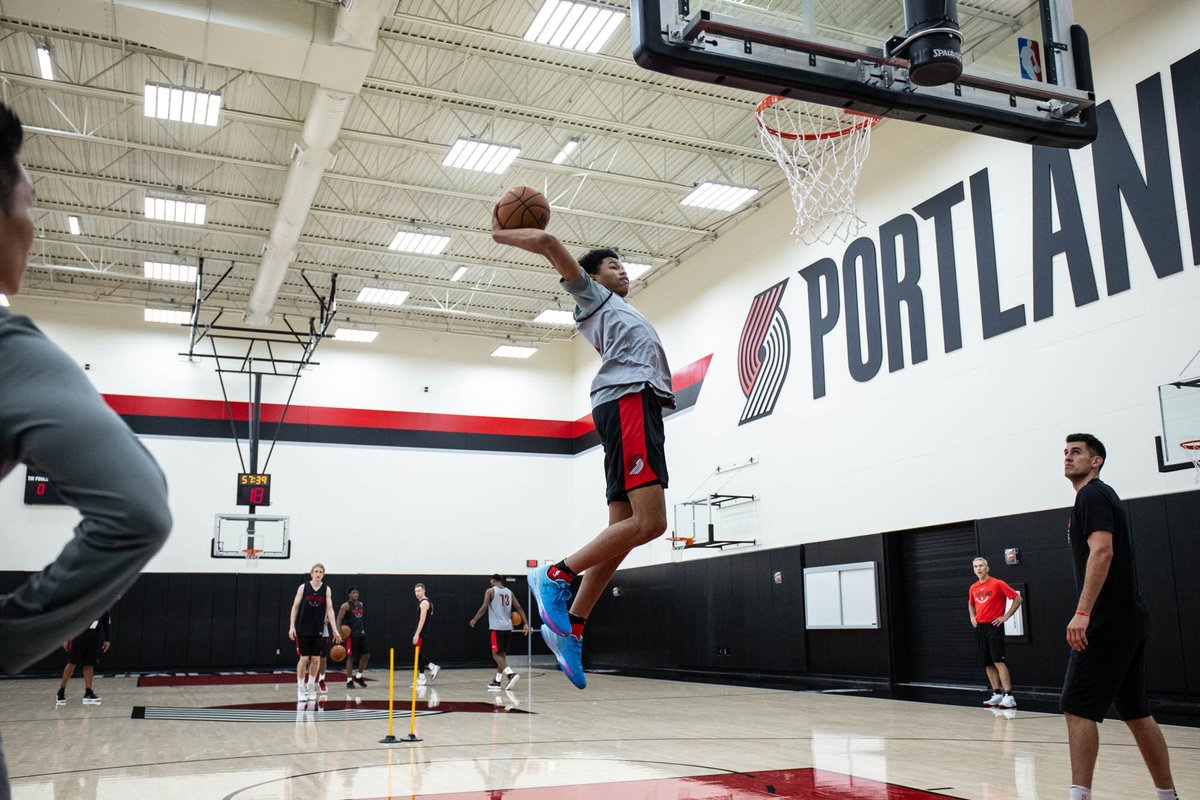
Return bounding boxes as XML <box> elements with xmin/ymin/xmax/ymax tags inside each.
<box><xmin>737</xmin><ymin>279</ymin><xmax>792</xmax><ymax>425</ymax></box>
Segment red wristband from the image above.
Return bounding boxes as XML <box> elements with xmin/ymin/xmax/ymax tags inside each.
<box><xmin>1075</xmin><ymin>610</ymin><xmax>1089</xmax><ymax>616</ymax></box>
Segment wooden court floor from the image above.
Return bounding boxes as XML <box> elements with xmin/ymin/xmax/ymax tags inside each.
<box><xmin>3</xmin><ymin>665</ymin><xmax>1198</xmax><ymax>799</ymax></box>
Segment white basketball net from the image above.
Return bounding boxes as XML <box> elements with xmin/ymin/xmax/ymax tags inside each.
<box><xmin>757</xmin><ymin>96</ymin><xmax>878</xmax><ymax>245</ymax></box>
<box><xmin>1182</xmin><ymin>441</ymin><xmax>1200</xmax><ymax>484</ymax></box>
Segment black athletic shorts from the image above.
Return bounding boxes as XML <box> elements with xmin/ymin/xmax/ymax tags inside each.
<box><xmin>491</xmin><ymin>629</ymin><xmax>513</xmax><ymax>655</ymax></box>
<box><xmin>593</xmin><ymin>386</ymin><xmax>669</xmax><ymax>504</ymax></box>
<box><xmin>975</xmin><ymin>621</ymin><xmax>1007</xmax><ymax>666</ymax></box>
<box><xmin>67</xmin><ymin>628</ymin><xmax>102</xmax><ymax>667</ymax></box>
<box><xmin>296</xmin><ymin>634</ymin><xmax>324</xmax><ymax>657</ymax></box>
<box><xmin>350</xmin><ymin>635</ymin><xmax>369</xmax><ymax>656</ymax></box>
<box><xmin>1061</xmin><ymin>631</ymin><xmax>1151</xmax><ymax>722</ymax></box>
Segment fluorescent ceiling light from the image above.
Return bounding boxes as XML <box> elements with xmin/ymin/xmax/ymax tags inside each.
<box><xmin>67</xmin><ymin>215</ymin><xmax>82</xmax><ymax>236</ymax></box>
<box><xmin>356</xmin><ymin>287</ymin><xmax>409</xmax><ymax>306</ymax></box>
<box><xmin>144</xmin><ymin>261</ymin><xmax>197</xmax><ymax>283</ymax></box>
<box><xmin>525</xmin><ymin>0</ymin><xmax>624</xmax><ymax>53</ymax></box>
<box><xmin>36</xmin><ymin>44</ymin><xmax>53</xmax><ymax>80</ymax></box>
<box><xmin>144</xmin><ymin>307</ymin><xmax>190</xmax><ymax>325</ymax></box>
<box><xmin>144</xmin><ymin>82</ymin><xmax>221</xmax><ymax>126</ymax></box>
<box><xmin>443</xmin><ymin>138</ymin><xmax>520</xmax><ymax>174</ymax></box>
<box><xmin>624</xmin><ymin>261</ymin><xmax>653</xmax><ymax>281</ymax></box>
<box><xmin>450</xmin><ymin>266</ymin><xmax>470</xmax><ymax>282</ymax></box>
<box><xmin>144</xmin><ymin>195</ymin><xmax>207</xmax><ymax>225</ymax></box>
<box><xmin>552</xmin><ymin>137</ymin><xmax>580</xmax><ymax>165</ymax></box>
<box><xmin>681</xmin><ymin>181</ymin><xmax>759</xmax><ymax>212</ymax></box>
<box><xmin>0</xmin><ymin>294</ymin><xmax>9</xmax><ymax>307</ymax></box>
<box><xmin>388</xmin><ymin>231</ymin><xmax>451</xmax><ymax>255</ymax></box>
<box><xmin>491</xmin><ymin>344</ymin><xmax>538</xmax><ymax>359</ymax></box>
<box><xmin>333</xmin><ymin>328</ymin><xmax>379</xmax><ymax>343</ymax></box>
<box><xmin>534</xmin><ymin>309</ymin><xmax>576</xmax><ymax>325</ymax></box>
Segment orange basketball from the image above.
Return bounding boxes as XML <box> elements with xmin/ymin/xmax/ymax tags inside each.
<box><xmin>495</xmin><ymin>186</ymin><xmax>550</xmax><ymax>230</ymax></box>
<box><xmin>511</xmin><ymin>611</ymin><xmax>524</xmax><ymax>627</ymax></box>
<box><xmin>340</xmin><ymin>625</ymin><xmax>351</xmax><ymax>640</ymax></box>
<box><xmin>329</xmin><ymin>644</ymin><xmax>347</xmax><ymax>662</ymax></box>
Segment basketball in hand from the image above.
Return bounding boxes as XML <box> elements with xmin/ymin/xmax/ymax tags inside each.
<box><xmin>511</xmin><ymin>611</ymin><xmax>524</xmax><ymax>627</ymax></box>
<box><xmin>340</xmin><ymin>625</ymin><xmax>351</xmax><ymax>640</ymax></box>
<box><xmin>495</xmin><ymin>186</ymin><xmax>550</xmax><ymax>230</ymax></box>
<box><xmin>329</xmin><ymin>644</ymin><xmax>347</xmax><ymax>662</ymax></box>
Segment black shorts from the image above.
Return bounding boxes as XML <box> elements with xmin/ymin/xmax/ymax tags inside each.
<box><xmin>491</xmin><ymin>629</ymin><xmax>513</xmax><ymax>655</ymax></box>
<box><xmin>296</xmin><ymin>635</ymin><xmax>324</xmax><ymax>657</ymax></box>
<box><xmin>1061</xmin><ymin>632</ymin><xmax>1150</xmax><ymax>722</ymax></box>
<box><xmin>350</xmin><ymin>634</ymin><xmax>369</xmax><ymax>656</ymax></box>
<box><xmin>593</xmin><ymin>386</ymin><xmax>669</xmax><ymax>504</ymax></box>
<box><xmin>975</xmin><ymin>621</ymin><xmax>1007</xmax><ymax>666</ymax></box>
<box><xmin>67</xmin><ymin>629</ymin><xmax>102</xmax><ymax>667</ymax></box>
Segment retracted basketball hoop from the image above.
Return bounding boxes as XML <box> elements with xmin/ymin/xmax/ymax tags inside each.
<box><xmin>756</xmin><ymin>95</ymin><xmax>879</xmax><ymax>245</ymax></box>
<box><xmin>1180</xmin><ymin>440</ymin><xmax>1200</xmax><ymax>483</ymax></box>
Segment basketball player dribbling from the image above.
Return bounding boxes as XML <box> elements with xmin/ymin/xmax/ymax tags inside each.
<box><xmin>288</xmin><ymin>564</ymin><xmax>341</xmax><ymax>701</ymax></box>
<box><xmin>337</xmin><ymin>587</ymin><xmax>370</xmax><ymax>689</ymax></box>
<box><xmin>492</xmin><ymin>212</ymin><xmax>674</xmax><ymax>689</ymax></box>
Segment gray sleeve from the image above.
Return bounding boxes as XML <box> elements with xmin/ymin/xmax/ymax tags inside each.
<box><xmin>561</xmin><ymin>274</ymin><xmax>610</xmax><ymax>319</ymax></box>
<box><xmin>0</xmin><ymin>316</ymin><xmax>172</xmax><ymax>674</ymax></box>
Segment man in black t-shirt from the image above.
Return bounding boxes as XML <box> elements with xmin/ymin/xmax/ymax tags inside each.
<box><xmin>1060</xmin><ymin>433</ymin><xmax>1177</xmax><ymax>800</ymax></box>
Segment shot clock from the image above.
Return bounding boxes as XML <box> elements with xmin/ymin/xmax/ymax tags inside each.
<box><xmin>236</xmin><ymin>473</ymin><xmax>271</xmax><ymax>507</ymax></box>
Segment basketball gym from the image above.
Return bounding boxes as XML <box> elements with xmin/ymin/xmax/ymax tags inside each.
<box><xmin>2</xmin><ymin>0</ymin><xmax>1199</xmax><ymax>797</ymax></box>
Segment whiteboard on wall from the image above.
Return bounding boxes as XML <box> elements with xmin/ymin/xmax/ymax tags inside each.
<box><xmin>804</xmin><ymin>561</ymin><xmax>879</xmax><ymax>629</ymax></box>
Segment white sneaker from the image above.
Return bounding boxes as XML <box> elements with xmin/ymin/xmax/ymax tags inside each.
<box><xmin>998</xmin><ymin>694</ymin><xmax>1017</xmax><ymax>708</ymax></box>
<box><xmin>983</xmin><ymin>691</ymin><xmax>1003</xmax><ymax>707</ymax></box>
<box><xmin>428</xmin><ymin>663</ymin><xmax>440</xmax><ymax>682</ymax></box>
<box><xmin>306</xmin><ymin>682</ymin><xmax>317</xmax><ymax>700</ymax></box>
<box><xmin>297</xmin><ymin>686</ymin><xmax>307</xmax><ymax>701</ymax></box>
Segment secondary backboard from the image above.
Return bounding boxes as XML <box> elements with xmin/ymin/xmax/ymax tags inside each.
<box><xmin>212</xmin><ymin>513</ymin><xmax>291</xmax><ymax>559</ymax></box>
<box><xmin>1158</xmin><ymin>377</ymin><xmax>1200</xmax><ymax>472</ymax></box>
<box><xmin>631</xmin><ymin>0</ymin><xmax>1096</xmax><ymax>148</ymax></box>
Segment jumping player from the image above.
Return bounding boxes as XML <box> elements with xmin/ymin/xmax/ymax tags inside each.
<box><xmin>55</xmin><ymin>610</ymin><xmax>112</xmax><ymax>706</ymax></box>
<box><xmin>469</xmin><ymin>574</ymin><xmax>529</xmax><ymax>690</ymax></box>
<box><xmin>492</xmin><ymin>213</ymin><xmax>674</xmax><ymax>689</ymax></box>
<box><xmin>337</xmin><ymin>587</ymin><xmax>370</xmax><ymax>689</ymax></box>
<box><xmin>288</xmin><ymin>564</ymin><xmax>341</xmax><ymax>701</ymax></box>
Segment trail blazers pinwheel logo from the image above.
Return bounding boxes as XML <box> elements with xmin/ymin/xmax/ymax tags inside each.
<box><xmin>738</xmin><ymin>279</ymin><xmax>791</xmax><ymax>425</ymax></box>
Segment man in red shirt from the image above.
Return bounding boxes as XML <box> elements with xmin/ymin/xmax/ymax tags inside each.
<box><xmin>969</xmin><ymin>556</ymin><xmax>1023</xmax><ymax>708</ymax></box>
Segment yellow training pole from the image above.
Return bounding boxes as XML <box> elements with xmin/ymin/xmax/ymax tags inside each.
<box><xmin>407</xmin><ymin>640</ymin><xmax>422</xmax><ymax>740</ymax></box>
<box><xmin>379</xmin><ymin>647</ymin><xmax>397</xmax><ymax>743</ymax></box>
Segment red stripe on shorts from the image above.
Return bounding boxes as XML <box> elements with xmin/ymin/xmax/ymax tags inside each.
<box><xmin>490</xmin><ymin>630</ymin><xmax>499</xmax><ymax>653</ymax></box>
<box><xmin>619</xmin><ymin>392</ymin><xmax>658</xmax><ymax>491</ymax></box>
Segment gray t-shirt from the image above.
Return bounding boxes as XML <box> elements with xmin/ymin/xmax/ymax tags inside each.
<box><xmin>0</xmin><ymin>308</ymin><xmax>171</xmax><ymax>675</ymax></box>
<box><xmin>487</xmin><ymin>586</ymin><xmax>514</xmax><ymax>631</ymax></box>
<box><xmin>561</xmin><ymin>274</ymin><xmax>674</xmax><ymax>408</ymax></box>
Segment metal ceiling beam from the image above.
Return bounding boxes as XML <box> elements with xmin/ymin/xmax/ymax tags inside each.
<box><xmin>2</xmin><ymin>70</ymin><xmax>707</xmax><ymax>194</ymax></box>
<box><xmin>360</xmin><ymin>79</ymin><xmax>771</xmax><ymax>160</ymax></box>
<box><xmin>25</xmin><ymin>125</ymin><xmax>709</xmax><ymax>234</ymax></box>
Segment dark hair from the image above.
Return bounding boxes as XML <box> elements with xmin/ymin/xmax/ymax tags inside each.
<box><xmin>1067</xmin><ymin>432</ymin><xmax>1106</xmax><ymax>466</ymax></box>
<box><xmin>490</xmin><ymin>573</ymin><xmax>503</xmax><ymax>583</ymax></box>
<box><xmin>347</xmin><ymin>586</ymin><xmax>358</xmax><ymax>595</ymax></box>
<box><xmin>0</xmin><ymin>103</ymin><xmax>25</xmax><ymax>214</ymax></box>
<box><xmin>579</xmin><ymin>248</ymin><xmax>620</xmax><ymax>275</ymax></box>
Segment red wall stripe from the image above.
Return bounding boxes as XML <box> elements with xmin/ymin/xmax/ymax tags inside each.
<box><xmin>102</xmin><ymin>354</ymin><xmax>712</xmax><ymax>441</ymax></box>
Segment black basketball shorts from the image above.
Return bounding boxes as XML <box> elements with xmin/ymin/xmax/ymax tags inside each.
<box><xmin>350</xmin><ymin>635</ymin><xmax>369</xmax><ymax>656</ymax></box>
<box><xmin>296</xmin><ymin>634</ymin><xmax>324</xmax><ymax>657</ymax></box>
<box><xmin>491</xmin><ymin>629</ymin><xmax>513</xmax><ymax>655</ymax></box>
<box><xmin>975</xmin><ymin>621</ymin><xmax>1007</xmax><ymax>666</ymax></box>
<box><xmin>1061</xmin><ymin>632</ymin><xmax>1151</xmax><ymax>722</ymax></box>
<box><xmin>593</xmin><ymin>386</ymin><xmax>669</xmax><ymax>504</ymax></box>
<box><xmin>67</xmin><ymin>628</ymin><xmax>102</xmax><ymax>667</ymax></box>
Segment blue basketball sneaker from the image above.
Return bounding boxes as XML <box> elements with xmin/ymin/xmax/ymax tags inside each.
<box><xmin>528</xmin><ymin>565</ymin><xmax>572</xmax><ymax>637</ymax></box>
<box><xmin>540</xmin><ymin>626</ymin><xmax>586</xmax><ymax>690</ymax></box>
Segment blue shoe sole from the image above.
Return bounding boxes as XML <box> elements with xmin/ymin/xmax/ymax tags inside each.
<box><xmin>528</xmin><ymin>566</ymin><xmax>572</xmax><ymax>637</ymax></box>
<box><xmin>540</xmin><ymin>626</ymin><xmax>586</xmax><ymax>689</ymax></box>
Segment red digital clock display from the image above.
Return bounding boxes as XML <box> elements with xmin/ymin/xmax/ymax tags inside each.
<box><xmin>236</xmin><ymin>473</ymin><xmax>271</xmax><ymax>507</ymax></box>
